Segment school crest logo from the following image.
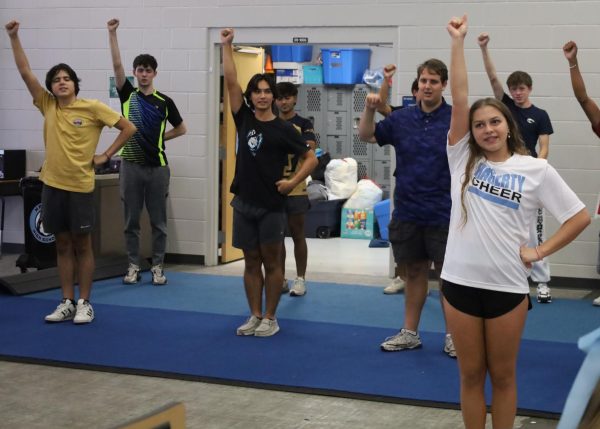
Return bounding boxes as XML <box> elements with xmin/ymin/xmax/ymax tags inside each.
<box><xmin>247</xmin><ymin>129</ymin><xmax>263</xmax><ymax>156</ymax></box>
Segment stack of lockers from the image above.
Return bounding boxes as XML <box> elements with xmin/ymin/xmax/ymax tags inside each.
<box><xmin>296</xmin><ymin>84</ymin><xmax>391</xmax><ymax>199</ymax></box>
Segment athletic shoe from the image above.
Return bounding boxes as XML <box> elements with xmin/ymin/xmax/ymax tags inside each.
<box><xmin>444</xmin><ymin>334</ymin><xmax>457</xmax><ymax>358</ymax></box>
<box><xmin>254</xmin><ymin>318</ymin><xmax>280</xmax><ymax>337</ymax></box>
<box><xmin>236</xmin><ymin>315</ymin><xmax>262</xmax><ymax>336</ymax></box>
<box><xmin>281</xmin><ymin>278</ymin><xmax>290</xmax><ymax>294</ymax></box>
<box><xmin>536</xmin><ymin>283</ymin><xmax>552</xmax><ymax>303</ymax></box>
<box><xmin>383</xmin><ymin>276</ymin><xmax>405</xmax><ymax>294</ymax></box>
<box><xmin>151</xmin><ymin>265</ymin><xmax>168</xmax><ymax>286</ymax></box>
<box><xmin>123</xmin><ymin>263</ymin><xmax>141</xmax><ymax>284</ymax></box>
<box><xmin>290</xmin><ymin>277</ymin><xmax>306</xmax><ymax>296</ymax></box>
<box><xmin>593</xmin><ymin>296</ymin><xmax>600</xmax><ymax>306</ymax></box>
<box><xmin>73</xmin><ymin>299</ymin><xmax>94</xmax><ymax>324</ymax></box>
<box><xmin>44</xmin><ymin>299</ymin><xmax>76</xmax><ymax>323</ymax></box>
<box><xmin>380</xmin><ymin>328</ymin><xmax>422</xmax><ymax>352</ymax></box>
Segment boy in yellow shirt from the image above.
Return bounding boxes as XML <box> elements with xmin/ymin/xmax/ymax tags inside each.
<box><xmin>5</xmin><ymin>20</ymin><xmax>136</xmax><ymax>324</ymax></box>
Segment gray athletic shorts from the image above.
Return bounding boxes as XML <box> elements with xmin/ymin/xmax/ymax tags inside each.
<box><xmin>231</xmin><ymin>196</ymin><xmax>286</xmax><ymax>249</ymax></box>
<box><xmin>41</xmin><ymin>184</ymin><xmax>95</xmax><ymax>234</ymax></box>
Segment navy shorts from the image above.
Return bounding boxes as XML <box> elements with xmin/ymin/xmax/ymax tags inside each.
<box><xmin>285</xmin><ymin>195</ymin><xmax>311</xmax><ymax>215</ymax></box>
<box><xmin>388</xmin><ymin>219</ymin><xmax>448</xmax><ymax>264</ymax></box>
<box><xmin>442</xmin><ymin>280</ymin><xmax>532</xmax><ymax>319</ymax></box>
<box><xmin>41</xmin><ymin>184</ymin><xmax>95</xmax><ymax>234</ymax></box>
<box><xmin>231</xmin><ymin>196</ymin><xmax>286</xmax><ymax>249</ymax></box>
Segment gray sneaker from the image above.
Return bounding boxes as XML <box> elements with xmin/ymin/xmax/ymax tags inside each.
<box><xmin>593</xmin><ymin>296</ymin><xmax>600</xmax><ymax>306</ymax></box>
<box><xmin>44</xmin><ymin>299</ymin><xmax>76</xmax><ymax>323</ymax></box>
<box><xmin>380</xmin><ymin>328</ymin><xmax>422</xmax><ymax>352</ymax></box>
<box><xmin>236</xmin><ymin>315</ymin><xmax>262</xmax><ymax>336</ymax></box>
<box><xmin>123</xmin><ymin>263</ymin><xmax>141</xmax><ymax>284</ymax></box>
<box><xmin>444</xmin><ymin>334</ymin><xmax>456</xmax><ymax>358</ymax></box>
<box><xmin>151</xmin><ymin>264</ymin><xmax>168</xmax><ymax>286</ymax></box>
<box><xmin>254</xmin><ymin>318</ymin><xmax>280</xmax><ymax>337</ymax></box>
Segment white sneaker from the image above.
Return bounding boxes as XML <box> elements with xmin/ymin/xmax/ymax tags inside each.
<box><xmin>536</xmin><ymin>283</ymin><xmax>552</xmax><ymax>303</ymax></box>
<box><xmin>44</xmin><ymin>299</ymin><xmax>76</xmax><ymax>323</ymax></box>
<box><xmin>73</xmin><ymin>299</ymin><xmax>94</xmax><ymax>324</ymax></box>
<box><xmin>123</xmin><ymin>263</ymin><xmax>141</xmax><ymax>284</ymax></box>
<box><xmin>290</xmin><ymin>277</ymin><xmax>306</xmax><ymax>296</ymax></box>
<box><xmin>444</xmin><ymin>334</ymin><xmax>456</xmax><ymax>358</ymax></box>
<box><xmin>383</xmin><ymin>276</ymin><xmax>405</xmax><ymax>294</ymax></box>
<box><xmin>254</xmin><ymin>318</ymin><xmax>280</xmax><ymax>337</ymax></box>
<box><xmin>151</xmin><ymin>264</ymin><xmax>168</xmax><ymax>286</ymax></box>
<box><xmin>236</xmin><ymin>315</ymin><xmax>262</xmax><ymax>336</ymax></box>
<box><xmin>593</xmin><ymin>296</ymin><xmax>600</xmax><ymax>306</ymax></box>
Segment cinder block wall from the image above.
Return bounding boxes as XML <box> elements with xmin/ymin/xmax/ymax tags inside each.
<box><xmin>1</xmin><ymin>1</ymin><xmax>599</xmax><ymax>278</ymax></box>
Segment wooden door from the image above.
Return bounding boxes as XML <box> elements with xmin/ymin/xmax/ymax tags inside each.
<box><xmin>220</xmin><ymin>46</ymin><xmax>264</xmax><ymax>263</ymax></box>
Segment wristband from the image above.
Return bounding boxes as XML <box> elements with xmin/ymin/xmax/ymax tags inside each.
<box><xmin>535</xmin><ymin>246</ymin><xmax>543</xmax><ymax>261</ymax></box>
<box><xmin>569</xmin><ymin>63</ymin><xmax>577</xmax><ymax>69</ymax></box>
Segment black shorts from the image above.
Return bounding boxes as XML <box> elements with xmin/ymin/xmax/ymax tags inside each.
<box><xmin>285</xmin><ymin>195</ymin><xmax>311</xmax><ymax>215</ymax></box>
<box><xmin>231</xmin><ymin>196</ymin><xmax>286</xmax><ymax>249</ymax></box>
<box><xmin>441</xmin><ymin>280</ymin><xmax>532</xmax><ymax>319</ymax></box>
<box><xmin>388</xmin><ymin>219</ymin><xmax>448</xmax><ymax>264</ymax></box>
<box><xmin>41</xmin><ymin>184</ymin><xmax>95</xmax><ymax>234</ymax></box>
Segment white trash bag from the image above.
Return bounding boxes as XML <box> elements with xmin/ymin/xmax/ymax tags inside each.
<box><xmin>344</xmin><ymin>179</ymin><xmax>383</xmax><ymax>209</ymax></box>
<box><xmin>325</xmin><ymin>158</ymin><xmax>358</xmax><ymax>200</ymax></box>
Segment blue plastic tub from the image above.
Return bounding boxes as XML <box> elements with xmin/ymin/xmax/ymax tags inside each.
<box><xmin>271</xmin><ymin>45</ymin><xmax>312</xmax><ymax>62</ymax></box>
<box><xmin>321</xmin><ymin>48</ymin><xmax>371</xmax><ymax>84</ymax></box>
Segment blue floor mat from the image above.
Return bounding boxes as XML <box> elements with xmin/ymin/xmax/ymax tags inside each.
<box><xmin>0</xmin><ymin>272</ymin><xmax>595</xmax><ymax>416</ymax></box>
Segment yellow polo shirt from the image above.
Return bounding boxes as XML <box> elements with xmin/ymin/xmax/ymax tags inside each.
<box><xmin>34</xmin><ymin>91</ymin><xmax>120</xmax><ymax>193</ymax></box>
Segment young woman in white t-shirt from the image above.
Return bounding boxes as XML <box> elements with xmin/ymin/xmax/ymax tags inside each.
<box><xmin>445</xmin><ymin>15</ymin><xmax>591</xmax><ymax>429</ymax></box>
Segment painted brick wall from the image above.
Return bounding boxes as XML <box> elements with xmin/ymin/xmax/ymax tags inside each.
<box><xmin>1</xmin><ymin>1</ymin><xmax>599</xmax><ymax>278</ymax></box>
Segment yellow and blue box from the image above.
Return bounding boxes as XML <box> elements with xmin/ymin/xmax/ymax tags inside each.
<box><xmin>341</xmin><ymin>208</ymin><xmax>374</xmax><ymax>240</ymax></box>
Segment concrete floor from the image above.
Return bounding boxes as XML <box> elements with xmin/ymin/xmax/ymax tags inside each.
<box><xmin>1</xmin><ymin>237</ymin><xmax>591</xmax><ymax>428</ymax></box>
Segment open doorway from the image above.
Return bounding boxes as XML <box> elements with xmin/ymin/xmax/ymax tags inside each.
<box><xmin>206</xmin><ymin>27</ymin><xmax>398</xmax><ymax>277</ymax></box>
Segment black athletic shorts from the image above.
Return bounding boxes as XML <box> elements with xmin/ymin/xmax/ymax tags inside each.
<box><xmin>285</xmin><ymin>195</ymin><xmax>311</xmax><ymax>215</ymax></box>
<box><xmin>231</xmin><ymin>196</ymin><xmax>286</xmax><ymax>249</ymax></box>
<box><xmin>441</xmin><ymin>280</ymin><xmax>532</xmax><ymax>319</ymax></box>
<box><xmin>388</xmin><ymin>219</ymin><xmax>448</xmax><ymax>264</ymax></box>
<box><xmin>41</xmin><ymin>184</ymin><xmax>95</xmax><ymax>234</ymax></box>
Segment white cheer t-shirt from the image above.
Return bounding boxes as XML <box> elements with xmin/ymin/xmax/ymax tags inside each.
<box><xmin>441</xmin><ymin>133</ymin><xmax>585</xmax><ymax>294</ymax></box>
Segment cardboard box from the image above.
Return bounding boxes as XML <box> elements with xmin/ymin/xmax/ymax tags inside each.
<box><xmin>341</xmin><ymin>208</ymin><xmax>374</xmax><ymax>240</ymax></box>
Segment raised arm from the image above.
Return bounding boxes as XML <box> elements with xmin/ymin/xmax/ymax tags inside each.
<box><xmin>447</xmin><ymin>15</ymin><xmax>470</xmax><ymax>145</ymax></box>
<box><xmin>376</xmin><ymin>64</ymin><xmax>396</xmax><ymax>117</ymax></box>
<box><xmin>477</xmin><ymin>33</ymin><xmax>504</xmax><ymax>100</ymax></box>
<box><xmin>5</xmin><ymin>20</ymin><xmax>45</xmax><ymax>101</ymax></box>
<box><xmin>358</xmin><ymin>94</ymin><xmax>381</xmax><ymax>143</ymax></box>
<box><xmin>221</xmin><ymin>28</ymin><xmax>243</xmax><ymax>114</ymax></box>
<box><xmin>107</xmin><ymin>18</ymin><xmax>127</xmax><ymax>90</ymax></box>
<box><xmin>563</xmin><ymin>41</ymin><xmax>600</xmax><ymax>130</ymax></box>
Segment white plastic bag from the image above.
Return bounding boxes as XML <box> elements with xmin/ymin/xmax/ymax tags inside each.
<box><xmin>344</xmin><ymin>179</ymin><xmax>383</xmax><ymax>209</ymax></box>
<box><xmin>325</xmin><ymin>158</ymin><xmax>358</xmax><ymax>200</ymax></box>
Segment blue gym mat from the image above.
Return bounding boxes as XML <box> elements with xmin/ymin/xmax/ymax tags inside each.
<box><xmin>0</xmin><ymin>272</ymin><xmax>596</xmax><ymax>417</ymax></box>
